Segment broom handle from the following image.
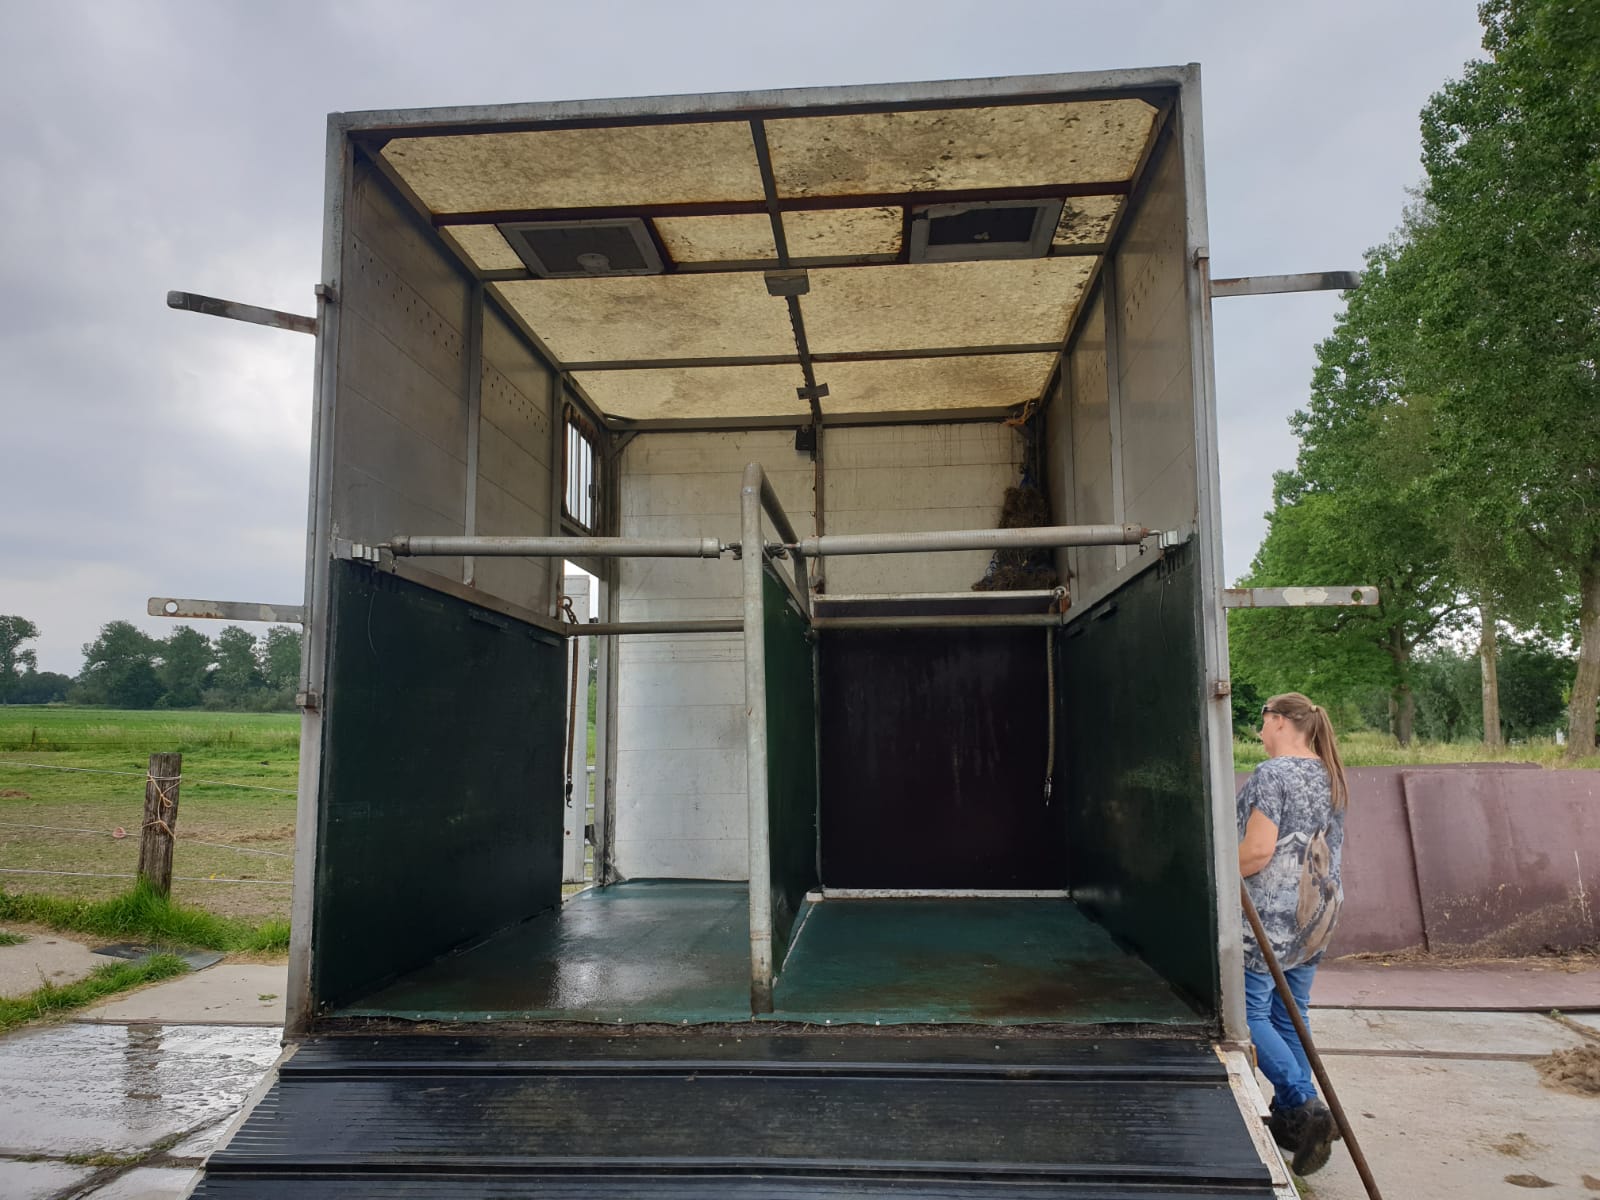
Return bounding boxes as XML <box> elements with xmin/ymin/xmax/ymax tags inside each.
<box><xmin>1240</xmin><ymin>884</ymin><xmax>1385</xmax><ymax>1199</ymax></box>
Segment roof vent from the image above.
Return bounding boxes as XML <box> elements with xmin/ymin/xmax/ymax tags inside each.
<box><xmin>907</xmin><ymin>199</ymin><xmax>1064</xmax><ymax>264</ymax></box>
<box><xmin>499</xmin><ymin>218</ymin><xmax>664</xmax><ymax>278</ymax></box>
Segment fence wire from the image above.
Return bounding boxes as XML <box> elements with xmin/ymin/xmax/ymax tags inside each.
<box><xmin>0</xmin><ymin>760</ymin><xmax>296</xmax><ymax>795</ymax></box>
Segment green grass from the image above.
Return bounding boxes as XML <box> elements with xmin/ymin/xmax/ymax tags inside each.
<box><xmin>0</xmin><ymin>706</ymin><xmax>297</xmax><ymax>924</ymax></box>
<box><xmin>0</xmin><ymin>879</ymin><xmax>289</xmax><ymax>954</ymax></box>
<box><xmin>0</xmin><ymin>929</ymin><xmax>27</xmax><ymax>946</ymax></box>
<box><xmin>1234</xmin><ymin>729</ymin><xmax>1600</xmax><ymax>772</ymax></box>
<box><xmin>0</xmin><ymin>953</ymin><xmax>188</xmax><ymax>1034</ymax></box>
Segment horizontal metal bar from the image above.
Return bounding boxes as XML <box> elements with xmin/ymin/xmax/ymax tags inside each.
<box><xmin>808</xmin><ymin>888</ymin><xmax>1071</xmax><ymax>900</ymax></box>
<box><xmin>604</xmin><ymin>407</ymin><xmax>1013</xmax><ymax>433</ymax></box>
<box><xmin>813</xmin><ymin>613</ymin><xmax>1064</xmax><ymax>630</ymax></box>
<box><xmin>388</xmin><ymin>535</ymin><xmax>727</xmax><ymax>559</ymax></box>
<box><xmin>1222</xmin><ymin>586</ymin><xmax>1379</xmax><ymax>609</ymax></box>
<box><xmin>148</xmin><ymin>597</ymin><xmax>305</xmax><ymax>624</ymax></box>
<box><xmin>788</xmin><ymin>523</ymin><xmax>1149</xmax><ymax>558</ymax></box>
<box><xmin>570</xmin><ymin>619</ymin><xmax>743</xmax><ymax>636</ymax></box>
<box><xmin>818</xmin><ymin>589</ymin><xmax>1062</xmax><ymax>604</ymax></box>
<box><xmin>435</xmin><ymin>180</ymin><xmax>1132</xmax><ymax>228</ymax></box>
<box><xmin>166</xmin><ymin>290</ymin><xmax>317</xmax><ymax>335</ymax></box>
<box><xmin>1210</xmin><ymin>271</ymin><xmax>1360</xmax><ymax>298</ymax></box>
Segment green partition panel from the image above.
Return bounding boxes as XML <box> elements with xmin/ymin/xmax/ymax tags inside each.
<box><xmin>763</xmin><ymin>566</ymin><xmax>819</xmax><ymax>968</ymax></box>
<box><xmin>1059</xmin><ymin>542</ymin><xmax>1219</xmax><ymax>1016</ymax></box>
<box><xmin>312</xmin><ymin>561</ymin><xmax>566</xmax><ymax>1011</ymax></box>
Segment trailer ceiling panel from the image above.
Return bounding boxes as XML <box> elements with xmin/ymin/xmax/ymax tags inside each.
<box><xmin>763</xmin><ymin>100</ymin><xmax>1157</xmax><ymax>197</ymax></box>
<box><xmin>1054</xmin><ymin>196</ymin><xmax>1123</xmax><ymax>246</ymax></box>
<box><xmin>804</xmin><ymin>258</ymin><xmax>1094</xmax><ymax>354</ymax></box>
<box><xmin>443</xmin><ymin>225</ymin><xmax>524</xmax><ymax>271</ymax></box>
<box><xmin>381</xmin><ymin>123</ymin><xmax>767</xmax><ymax>212</ymax></box>
<box><xmin>493</xmin><ymin>273</ymin><xmax>795</xmax><ymax>361</ymax></box>
<box><xmin>821</xmin><ymin>353</ymin><xmax>1057</xmax><ymax>413</ymax></box>
<box><xmin>784</xmin><ymin>207</ymin><xmax>903</xmax><ymax>259</ymax></box>
<box><xmin>573</xmin><ymin>364</ymin><xmax>810</xmax><ymax>420</ymax></box>
<box><xmin>655</xmin><ymin>214</ymin><xmax>776</xmax><ymax>263</ymax></box>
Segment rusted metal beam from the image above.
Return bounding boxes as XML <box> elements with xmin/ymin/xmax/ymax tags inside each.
<box><xmin>1210</xmin><ymin>271</ymin><xmax>1360</xmax><ymax>298</ymax></box>
<box><xmin>166</xmin><ymin>290</ymin><xmax>317</xmax><ymax>335</ymax></box>
<box><xmin>1222</xmin><ymin>586</ymin><xmax>1378</xmax><ymax>609</ymax></box>
<box><xmin>564</xmin><ymin>342</ymin><xmax>1062</xmax><ymax>372</ymax></box>
<box><xmin>148</xmin><ymin>597</ymin><xmax>306</xmax><ymax>624</ymax></box>
<box><xmin>433</xmin><ymin>181</ymin><xmax>1133</xmax><ymax>228</ymax></box>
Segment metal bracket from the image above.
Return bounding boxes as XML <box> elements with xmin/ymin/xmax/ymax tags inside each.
<box><xmin>1210</xmin><ymin>271</ymin><xmax>1361</xmax><ymax>298</ymax></box>
<box><xmin>333</xmin><ymin>539</ymin><xmax>386</xmax><ymax>566</ymax></box>
<box><xmin>147</xmin><ymin>598</ymin><xmax>305</xmax><ymax>624</ymax></box>
<box><xmin>166</xmin><ymin>290</ymin><xmax>317</xmax><ymax>335</ymax></box>
<box><xmin>295</xmin><ymin>690</ymin><xmax>320</xmax><ymax>712</ymax></box>
<box><xmin>1222</xmin><ymin>586</ymin><xmax>1379</xmax><ymax>609</ymax></box>
<box><xmin>1157</xmin><ymin>529</ymin><xmax>1184</xmax><ymax>550</ymax></box>
<box><xmin>764</xmin><ymin>269</ymin><xmax>810</xmax><ymax>297</ymax></box>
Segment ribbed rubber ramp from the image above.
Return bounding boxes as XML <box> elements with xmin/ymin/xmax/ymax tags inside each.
<box><xmin>193</xmin><ymin>1034</ymin><xmax>1277</xmax><ymax>1198</ymax></box>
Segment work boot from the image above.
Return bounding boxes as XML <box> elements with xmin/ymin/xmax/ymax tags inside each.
<box><xmin>1288</xmin><ymin>1098</ymin><xmax>1337</xmax><ymax>1176</ymax></box>
<box><xmin>1264</xmin><ymin>1105</ymin><xmax>1298</xmax><ymax>1152</ymax></box>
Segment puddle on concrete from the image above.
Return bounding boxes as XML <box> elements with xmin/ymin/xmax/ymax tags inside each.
<box><xmin>0</xmin><ymin>1024</ymin><xmax>281</xmax><ymax>1157</ymax></box>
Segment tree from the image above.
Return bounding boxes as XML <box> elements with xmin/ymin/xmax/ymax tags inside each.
<box><xmin>1230</xmin><ymin>262</ymin><xmax>1469</xmax><ymax>745</ymax></box>
<box><xmin>77</xmin><ymin>621</ymin><xmax>162</xmax><ymax>708</ymax></box>
<box><xmin>0</xmin><ymin>615</ymin><xmax>40</xmax><ymax>703</ymax></box>
<box><xmin>159</xmin><ymin>626</ymin><xmax>214</xmax><ymax>709</ymax></box>
<box><xmin>260</xmin><ymin>626</ymin><xmax>301</xmax><ymax>694</ymax></box>
<box><xmin>11</xmin><ymin>671</ymin><xmax>72</xmax><ymax>704</ymax></box>
<box><xmin>1388</xmin><ymin>0</ymin><xmax>1600</xmax><ymax>754</ymax></box>
<box><xmin>212</xmin><ymin>626</ymin><xmax>265</xmax><ymax>704</ymax></box>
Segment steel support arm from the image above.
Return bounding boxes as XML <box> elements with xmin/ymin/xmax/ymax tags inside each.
<box><xmin>388</xmin><ymin>534</ymin><xmax>727</xmax><ymax>559</ymax></box>
<box><xmin>785</xmin><ymin>523</ymin><xmax>1149</xmax><ymax>558</ymax></box>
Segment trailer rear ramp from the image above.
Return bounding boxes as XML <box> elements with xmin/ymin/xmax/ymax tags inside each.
<box><xmin>192</xmin><ymin>1033</ymin><xmax>1279</xmax><ymax>1198</ymax></box>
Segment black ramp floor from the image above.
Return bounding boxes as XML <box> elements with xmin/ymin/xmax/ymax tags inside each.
<box><xmin>194</xmin><ymin>1034</ymin><xmax>1278</xmax><ymax>1198</ymax></box>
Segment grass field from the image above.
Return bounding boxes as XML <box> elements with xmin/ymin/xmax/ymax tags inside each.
<box><xmin>1232</xmin><ymin>729</ymin><xmax>1600</xmax><ymax>771</ymax></box>
<box><xmin>0</xmin><ymin>707</ymin><xmax>297</xmax><ymax>925</ymax></box>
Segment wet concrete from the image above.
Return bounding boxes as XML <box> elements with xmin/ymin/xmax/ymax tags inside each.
<box><xmin>0</xmin><ymin>1159</ymin><xmax>98</xmax><ymax>1199</ymax></box>
<box><xmin>1279</xmin><ymin>1037</ymin><xmax>1600</xmax><ymax>1199</ymax></box>
<box><xmin>0</xmin><ymin>1023</ymin><xmax>281</xmax><ymax>1158</ymax></box>
<box><xmin>80</xmin><ymin>1165</ymin><xmax>201</xmax><ymax>1198</ymax></box>
<box><xmin>82</xmin><ymin>964</ymin><xmax>288</xmax><ymax>1025</ymax></box>
<box><xmin>0</xmin><ymin>929</ymin><xmax>104</xmax><ymax>996</ymax></box>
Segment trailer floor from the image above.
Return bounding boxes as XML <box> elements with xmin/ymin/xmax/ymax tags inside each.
<box><xmin>339</xmin><ymin>881</ymin><xmax>1201</xmax><ymax>1026</ymax></box>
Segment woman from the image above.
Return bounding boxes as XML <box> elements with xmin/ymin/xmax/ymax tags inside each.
<box><xmin>1237</xmin><ymin>692</ymin><xmax>1347</xmax><ymax>1177</ymax></box>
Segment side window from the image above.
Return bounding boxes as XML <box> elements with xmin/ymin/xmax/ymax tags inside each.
<box><xmin>564</xmin><ymin>410</ymin><xmax>600</xmax><ymax>533</ymax></box>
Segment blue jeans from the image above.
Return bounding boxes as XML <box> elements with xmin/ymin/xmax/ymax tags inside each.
<box><xmin>1244</xmin><ymin>963</ymin><xmax>1319</xmax><ymax>1111</ymax></box>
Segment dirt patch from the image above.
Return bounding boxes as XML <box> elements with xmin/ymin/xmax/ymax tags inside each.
<box><xmin>228</xmin><ymin>824</ymin><xmax>295</xmax><ymax>844</ymax></box>
<box><xmin>1488</xmin><ymin>1132</ymin><xmax>1540</xmax><ymax>1158</ymax></box>
<box><xmin>0</xmin><ymin>789</ymin><xmax>31</xmax><ymax>798</ymax></box>
<box><xmin>1533</xmin><ymin>1044</ymin><xmax>1600</xmax><ymax>1097</ymax></box>
<box><xmin>1581</xmin><ymin>1174</ymin><xmax>1600</xmax><ymax>1191</ymax></box>
<box><xmin>1505</xmin><ymin>1175</ymin><xmax>1556</xmax><ymax>1189</ymax></box>
<box><xmin>1340</xmin><ymin>944</ymin><xmax>1600</xmax><ymax>970</ymax></box>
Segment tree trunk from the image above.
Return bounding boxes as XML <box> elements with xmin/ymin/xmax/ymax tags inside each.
<box><xmin>1566</xmin><ymin>557</ymin><xmax>1600</xmax><ymax>759</ymax></box>
<box><xmin>1479</xmin><ymin>600</ymin><xmax>1502</xmax><ymax>747</ymax></box>
<box><xmin>1389</xmin><ymin>627</ymin><xmax>1415</xmax><ymax>746</ymax></box>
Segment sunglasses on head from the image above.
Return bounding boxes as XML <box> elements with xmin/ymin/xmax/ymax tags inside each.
<box><xmin>1261</xmin><ymin>706</ymin><xmax>1283</xmax><ymax>718</ymax></box>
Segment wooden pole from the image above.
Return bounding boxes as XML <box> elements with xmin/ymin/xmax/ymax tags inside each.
<box><xmin>137</xmin><ymin>752</ymin><xmax>182</xmax><ymax>897</ymax></box>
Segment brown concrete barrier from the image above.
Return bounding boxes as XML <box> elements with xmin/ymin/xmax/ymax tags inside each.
<box><xmin>1403</xmin><ymin>768</ymin><xmax>1600</xmax><ymax>955</ymax></box>
<box><xmin>1233</xmin><ymin>762</ymin><xmax>1593</xmax><ymax>958</ymax></box>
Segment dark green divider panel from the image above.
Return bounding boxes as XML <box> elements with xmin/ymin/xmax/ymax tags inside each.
<box><xmin>1059</xmin><ymin>542</ymin><xmax>1219</xmax><ymax>1017</ymax></box>
<box><xmin>763</xmin><ymin>566</ymin><xmax>819</xmax><ymax>967</ymax></box>
<box><xmin>312</xmin><ymin>561</ymin><xmax>565</xmax><ymax>1010</ymax></box>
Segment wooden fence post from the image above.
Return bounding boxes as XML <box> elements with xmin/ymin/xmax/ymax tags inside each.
<box><xmin>138</xmin><ymin>752</ymin><xmax>182</xmax><ymax>897</ymax></box>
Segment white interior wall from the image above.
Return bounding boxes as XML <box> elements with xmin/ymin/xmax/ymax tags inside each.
<box><xmin>821</xmin><ymin>424</ymin><xmax>1020</xmax><ymax>595</ymax></box>
<box><xmin>613</xmin><ymin>432</ymin><xmax>812</xmax><ymax>880</ymax></box>
<box><xmin>332</xmin><ymin>161</ymin><xmax>555</xmax><ymax>611</ymax></box>
<box><xmin>1050</xmin><ymin>134</ymin><xmax>1198</xmax><ymax>616</ymax></box>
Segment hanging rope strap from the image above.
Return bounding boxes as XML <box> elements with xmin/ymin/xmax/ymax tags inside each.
<box><xmin>562</xmin><ymin>596</ymin><xmax>580</xmax><ymax>811</ymax></box>
<box><xmin>1044</xmin><ymin>625</ymin><xmax>1056</xmax><ymax>804</ymax></box>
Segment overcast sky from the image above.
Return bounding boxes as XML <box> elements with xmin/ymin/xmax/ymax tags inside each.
<box><xmin>0</xmin><ymin>1</ymin><xmax>1486</xmax><ymax>674</ymax></box>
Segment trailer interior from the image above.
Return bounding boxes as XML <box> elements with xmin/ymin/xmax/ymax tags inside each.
<box><xmin>181</xmin><ymin>68</ymin><xmax>1305</xmax><ymax>1200</ymax></box>
<box><xmin>294</xmin><ymin>72</ymin><xmax>1234</xmax><ymax>1038</ymax></box>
